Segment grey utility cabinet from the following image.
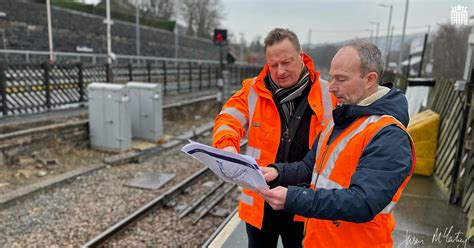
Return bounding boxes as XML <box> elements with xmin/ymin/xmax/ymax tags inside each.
<box><xmin>126</xmin><ymin>82</ymin><xmax>163</xmax><ymax>142</ymax></box>
<box><xmin>88</xmin><ymin>83</ymin><xmax>132</xmax><ymax>152</ymax></box>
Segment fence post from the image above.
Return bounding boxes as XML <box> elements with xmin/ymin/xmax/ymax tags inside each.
<box><xmin>188</xmin><ymin>62</ymin><xmax>192</xmax><ymax>92</ymax></box>
<box><xmin>128</xmin><ymin>63</ymin><xmax>133</xmax><ymax>81</ymax></box>
<box><xmin>147</xmin><ymin>63</ymin><xmax>152</xmax><ymax>82</ymax></box>
<box><xmin>177</xmin><ymin>63</ymin><xmax>181</xmax><ymax>93</ymax></box>
<box><xmin>199</xmin><ymin>64</ymin><xmax>203</xmax><ymax>90</ymax></box>
<box><xmin>215</xmin><ymin>65</ymin><xmax>219</xmax><ymax>87</ymax></box>
<box><xmin>43</xmin><ymin>62</ymin><xmax>51</xmax><ymax>110</ymax></box>
<box><xmin>78</xmin><ymin>63</ymin><xmax>85</xmax><ymax>103</ymax></box>
<box><xmin>0</xmin><ymin>63</ymin><xmax>7</xmax><ymax>116</ymax></box>
<box><xmin>163</xmin><ymin>61</ymin><xmax>167</xmax><ymax>95</ymax></box>
<box><xmin>208</xmin><ymin>64</ymin><xmax>211</xmax><ymax>89</ymax></box>
<box><xmin>105</xmin><ymin>63</ymin><xmax>113</xmax><ymax>82</ymax></box>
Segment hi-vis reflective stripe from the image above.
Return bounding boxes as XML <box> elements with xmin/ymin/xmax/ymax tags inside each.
<box><xmin>215</xmin><ymin>124</ymin><xmax>238</xmax><ymax>136</ymax></box>
<box><xmin>320</xmin><ymin>115</ymin><xmax>383</xmax><ymax>178</ymax></box>
<box><xmin>246</xmin><ymin>146</ymin><xmax>261</xmax><ymax>160</ymax></box>
<box><xmin>316</xmin><ymin>121</ymin><xmax>334</xmax><ymax>159</ymax></box>
<box><xmin>247</xmin><ymin>77</ymin><xmax>258</xmax><ymax>125</ymax></box>
<box><xmin>241</xmin><ymin>191</ymin><xmax>254</xmax><ymax>206</ymax></box>
<box><xmin>314</xmin><ymin>174</ymin><xmax>343</xmax><ymax>189</ymax></box>
<box><xmin>320</xmin><ymin>79</ymin><xmax>333</xmax><ymax>125</ymax></box>
<box><xmin>380</xmin><ymin>201</ymin><xmax>397</xmax><ymax>214</ymax></box>
<box><xmin>220</xmin><ymin>107</ymin><xmax>249</xmax><ymax>132</ymax></box>
<box><xmin>310</xmin><ymin>121</ymin><xmax>335</xmax><ymax>186</ymax></box>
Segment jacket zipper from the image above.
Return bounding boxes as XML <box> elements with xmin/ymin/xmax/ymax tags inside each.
<box><xmin>303</xmin><ymin>145</ymin><xmax>328</xmax><ymax>239</ymax></box>
<box><xmin>283</xmin><ymin>127</ymin><xmax>290</xmax><ymax>161</ymax></box>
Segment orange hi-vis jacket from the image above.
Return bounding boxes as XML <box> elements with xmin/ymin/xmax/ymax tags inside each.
<box><xmin>212</xmin><ymin>53</ymin><xmax>334</xmax><ymax>229</ymax></box>
<box><xmin>304</xmin><ymin>115</ymin><xmax>416</xmax><ymax>248</ymax></box>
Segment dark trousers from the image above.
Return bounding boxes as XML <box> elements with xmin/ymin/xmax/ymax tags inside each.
<box><xmin>245</xmin><ymin>203</ymin><xmax>304</xmax><ymax>248</ymax></box>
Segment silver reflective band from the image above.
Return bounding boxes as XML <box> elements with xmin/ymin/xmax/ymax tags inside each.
<box><xmin>320</xmin><ymin>79</ymin><xmax>333</xmax><ymax>125</ymax></box>
<box><xmin>321</xmin><ymin>115</ymin><xmax>383</xmax><ymax>178</ymax></box>
<box><xmin>313</xmin><ymin>174</ymin><xmax>343</xmax><ymax>189</ymax></box>
<box><xmin>215</xmin><ymin>124</ymin><xmax>238</xmax><ymax>136</ymax></box>
<box><xmin>220</xmin><ymin>107</ymin><xmax>249</xmax><ymax>132</ymax></box>
<box><xmin>316</xmin><ymin>120</ymin><xmax>334</xmax><ymax>155</ymax></box>
<box><xmin>247</xmin><ymin>77</ymin><xmax>258</xmax><ymax>124</ymax></box>
<box><xmin>311</xmin><ymin>121</ymin><xmax>335</xmax><ymax>182</ymax></box>
<box><xmin>246</xmin><ymin>146</ymin><xmax>261</xmax><ymax>160</ymax></box>
<box><xmin>241</xmin><ymin>191</ymin><xmax>254</xmax><ymax>206</ymax></box>
<box><xmin>380</xmin><ymin>201</ymin><xmax>397</xmax><ymax>214</ymax></box>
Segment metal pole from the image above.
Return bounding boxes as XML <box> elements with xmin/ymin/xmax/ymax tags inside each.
<box><xmin>405</xmin><ymin>54</ymin><xmax>412</xmax><ymax>79</ymax></box>
<box><xmin>136</xmin><ymin>0</ymin><xmax>140</xmax><ymax>56</ymax></box>
<box><xmin>174</xmin><ymin>4</ymin><xmax>179</xmax><ymax>60</ymax></box>
<box><xmin>46</xmin><ymin>0</ymin><xmax>54</xmax><ymax>64</ymax></box>
<box><xmin>105</xmin><ymin>0</ymin><xmax>112</xmax><ymax>65</ymax></box>
<box><xmin>370</xmin><ymin>21</ymin><xmax>380</xmax><ymax>46</ymax></box>
<box><xmin>239</xmin><ymin>32</ymin><xmax>244</xmax><ymax>62</ymax></box>
<box><xmin>379</xmin><ymin>4</ymin><xmax>393</xmax><ymax>56</ymax></box>
<box><xmin>307</xmin><ymin>29</ymin><xmax>312</xmax><ymax>50</ymax></box>
<box><xmin>386</xmin><ymin>26</ymin><xmax>395</xmax><ymax>71</ymax></box>
<box><xmin>418</xmin><ymin>33</ymin><xmax>428</xmax><ymax>77</ymax></box>
<box><xmin>375</xmin><ymin>22</ymin><xmax>379</xmax><ymax>46</ymax></box>
<box><xmin>398</xmin><ymin>0</ymin><xmax>409</xmax><ymax>73</ymax></box>
<box><xmin>386</xmin><ymin>5</ymin><xmax>393</xmax><ymax>56</ymax></box>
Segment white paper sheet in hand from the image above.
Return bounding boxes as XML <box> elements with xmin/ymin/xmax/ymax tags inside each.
<box><xmin>181</xmin><ymin>140</ymin><xmax>269</xmax><ymax>190</ymax></box>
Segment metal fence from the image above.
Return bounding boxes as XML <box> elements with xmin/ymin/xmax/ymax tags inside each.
<box><xmin>425</xmin><ymin>71</ymin><xmax>474</xmax><ymax>239</ymax></box>
<box><xmin>0</xmin><ymin>61</ymin><xmax>261</xmax><ymax>117</ymax></box>
<box><xmin>0</xmin><ymin>49</ymin><xmax>227</xmax><ymax>65</ymax></box>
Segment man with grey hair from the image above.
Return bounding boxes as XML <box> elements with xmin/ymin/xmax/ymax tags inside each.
<box><xmin>212</xmin><ymin>28</ymin><xmax>334</xmax><ymax>247</ymax></box>
<box><xmin>257</xmin><ymin>40</ymin><xmax>415</xmax><ymax>247</ymax></box>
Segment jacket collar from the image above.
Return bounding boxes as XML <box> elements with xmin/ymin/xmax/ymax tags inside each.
<box><xmin>252</xmin><ymin>52</ymin><xmax>320</xmax><ymax>100</ymax></box>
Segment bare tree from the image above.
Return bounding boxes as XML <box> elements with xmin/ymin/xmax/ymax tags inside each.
<box><xmin>180</xmin><ymin>0</ymin><xmax>223</xmax><ymax>38</ymax></box>
<box><xmin>142</xmin><ymin>0</ymin><xmax>174</xmax><ymax>20</ymax></box>
<box><xmin>431</xmin><ymin>23</ymin><xmax>470</xmax><ymax>80</ymax></box>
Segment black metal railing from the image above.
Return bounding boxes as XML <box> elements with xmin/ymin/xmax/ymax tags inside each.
<box><xmin>0</xmin><ymin>62</ymin><xmax>261</xmax><ymax>117</ymax></box>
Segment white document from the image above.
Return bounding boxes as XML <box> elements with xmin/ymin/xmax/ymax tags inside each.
<box><xmin>181</xmin><ymin>140</ymin><xmax>269</xmax><ymax>190</ymax></box>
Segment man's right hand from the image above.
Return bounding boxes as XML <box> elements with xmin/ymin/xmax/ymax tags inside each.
<box><xmin>222</xmin><ymin>146</ymin><xmax>238</xmax><ymax>154</ymax></box>
<box><xmin>260</xmin><ymin>166</ymin><xmax>279</xmax><ymax>182</ymax></box>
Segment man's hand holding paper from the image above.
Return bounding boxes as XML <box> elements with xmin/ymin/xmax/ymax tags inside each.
<box><xmin>181</xmin><ymin>140</ymin><xmax>269</xmax><ymax>190</ymax></box>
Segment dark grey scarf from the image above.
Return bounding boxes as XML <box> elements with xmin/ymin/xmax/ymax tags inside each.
<box><xmin>268</xmin><ymin>66</ymin><xmax>310</xmax><ymax>125</ymax></box>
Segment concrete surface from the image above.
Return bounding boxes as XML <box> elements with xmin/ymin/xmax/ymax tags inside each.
<box><xmin>217</xmin><ymin>175</ymin><xmax>473</xmax><ymax>248</ymax></box>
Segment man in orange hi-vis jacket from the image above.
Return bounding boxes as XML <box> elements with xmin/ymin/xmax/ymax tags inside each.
<box><xmin>212</xmin><ymin>28</ymin><xmax>334</xmax><ymax>247</ymax></box>
<box><xmin>257</xmin><ymin>40</ymin><xmax>416</xmax><ymax>248</ymax></box>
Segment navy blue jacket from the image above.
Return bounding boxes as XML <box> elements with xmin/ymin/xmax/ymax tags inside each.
<box><xmin>271</xmin><ymin>83</ymin><xmax>413</xmax><ymax>223</ymax></box>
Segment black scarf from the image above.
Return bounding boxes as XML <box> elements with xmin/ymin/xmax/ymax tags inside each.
<box><xmin>267</xmin><ymin>66</ymin><xmax>310</xmax><ymax>125</ymax></box>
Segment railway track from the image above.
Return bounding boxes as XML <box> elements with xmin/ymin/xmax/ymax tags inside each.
<box><xmin>83</xmin><ymin>141</ymin><xmax>247</xmax><ymax>247</ymax></box>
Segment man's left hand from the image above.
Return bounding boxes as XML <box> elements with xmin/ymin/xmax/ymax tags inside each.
<box><xmin>255</xmin><ymin>186</ymin><xmax>288</xmax><ymax>210</ymax></box>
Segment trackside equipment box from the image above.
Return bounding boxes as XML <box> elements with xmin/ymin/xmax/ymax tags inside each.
<box><xmin>88</xmin><ymin>83</ymin><xmax>132</xmax><ymax>152</ymax></box>
<box><xmin>126</xmin><ymin>82</ymin><xmax>163</xmax><ymax>142</ymax></box>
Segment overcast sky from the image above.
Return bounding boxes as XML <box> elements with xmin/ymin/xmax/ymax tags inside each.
<box><xmin>84</xmin><ymin>0</ymin><xmax>474</xmax><ymax>45</ymax></box>
<box><xmin>221</xmin><ymin>0</ymin><xmax>474</xmax><ymax>45</ymax></box>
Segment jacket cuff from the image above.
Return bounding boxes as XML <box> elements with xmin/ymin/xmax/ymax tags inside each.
<box><xmin>268</xmin><ymin>163</ymin><xmax>286</xmax><ymax>188</ymax></box>
<box><xmin>266</xmin><ymin>164</ymin><xmax>280</xmax><ymax>188</ymax></box>
<box><xmin>213</xmin><ymin>136</ymin><xmax>240</xmax><ymax>152</ymax></box>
